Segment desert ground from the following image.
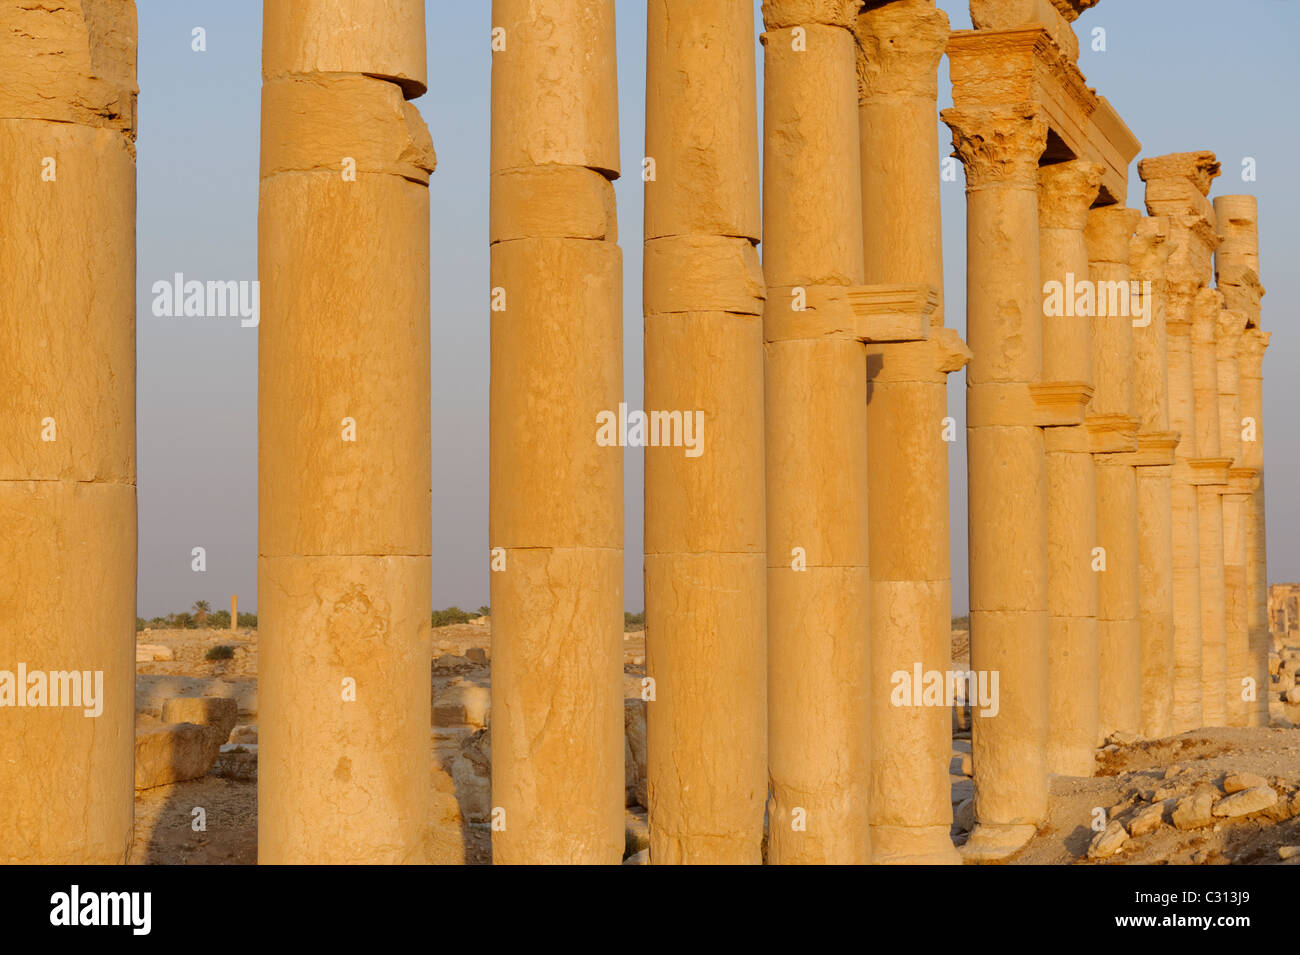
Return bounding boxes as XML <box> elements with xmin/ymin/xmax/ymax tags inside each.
<box><xmin>130</xmin><ymin>621</ymin><xmax>1300</xmax><ymax>865</ymax></box>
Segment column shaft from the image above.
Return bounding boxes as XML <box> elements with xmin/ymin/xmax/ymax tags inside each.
<box><xmin>1130</xmin><ymin>218</ymin><xmax>1177</xmax><ymax>738</ymax></box>
<box><xmin>258</xmin><ymin>0</ymin><xmax>434</xmax><ymax>863</ymax></box>
<box><xmin>1192</xmin><ymin>289</ymin><xmax>1229</xmax><ymax>727</ymax></box>
<box><xmin>643</xmin><ymin>0</ymin><xmax>766</xmax><ymax>865</ymax></box>
<box><xmin>943</xmin><ymin>105</ymin><xmax>1049</xmax><ymax>860</ymax></box>
<box><xmin>763</xmin><ymin>2</ymin><xmax>871</xmax><ymax>864</ymax></box>
<box><xmin>488</xmin><ymin>0</ymin><xmax>624</xmax><ymax>864</ymax></box>
<box><xmin>1040</xmin><ymin>160</ymin><xmax>1103</xmax><ymax>771</ymax></box>
<box><xmin>857</xmin><ymin>0</ymin><xmax>965</xmax><ymax>865</ymax></box>
<box><xmin>1086</xmin><ymin>205</ymin><xmax>1143</xmax><ymax>741</ymax></box>
<box><xmin>0</xmin><ymin>0</ymin><xmax>138</xmax><ymax>863</ymax></box>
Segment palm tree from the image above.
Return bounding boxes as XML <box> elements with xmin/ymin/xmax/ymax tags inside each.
<box><xmin>193</xmin><ymin>600</ymin><xmax>211</xmax><ymax>627</ymax></box>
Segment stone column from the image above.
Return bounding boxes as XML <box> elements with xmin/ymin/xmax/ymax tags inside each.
<box><xmin>1140</xmin><ymin>151</ymin><xmax>1222</xmax><ymax>733</ymax></box>
<box><xmin>1085</xmin><ymin>205</ymin><xmax>1144</xmax><ymax>741</ymax></box>
<box><xmin>1129</xmin><ymin>218</ymin><xmax>1179</xmax><ymax>739</ymax></box>
<box><xmin>943</xmin><ymin>104</ymin><xmax>1050</xmax><ymax>860</ymax></box>
<box><xmin>1191</xmin><ymin>287</ymin><xmax>1230</xmax><ymax>727</ymax></box>
<box><xmin>1215</xmin><ymin>194</ymin><xmax>1269</xmax><ymax>727</ymax></box>
<box><xmin>258</xmin><ymin>0</ymin><xmax>434</xmax><ymax>864</ymax></box>
<box><xmin>1164</xmin><ymin>279</ymin><xmax>1204</xmax><ymax>733</ymax></box>
<box><xmin>1039</xmin><ymin>160</ymin><xmax>1103</xmax><ymax>772</ymax></box>
<box><xmin>856</xmin><ymin>0</ymin><xmax>969</xmax><ymax>865</ymax></box>
<box><xmin>642</xmin><ymin>0</ymin><xmax>766</xmax><ymax>865</ymax></box>
<box><xmin>1239</xmin><ymin>328</ymin><xmax>1270</xmax><ymax>725</ymax></box>
<box><xmin>1215</xmin><ymin>308</ymin><xmax>1252</xmax><ymax>726</ymax></box>
<box><xmin>488</xmin><ymin>0</ymin><xmax>624</xmax><ymax>864</ymax></box>
<box><xmin>0</xmin><ymin>0</ymin><xmax>137</xmax><ymax>864</ymax></box>
<box><xmin>762</xmin><ymin>0</ymin><xmax>872</xmax><ymax>865</ymax></box>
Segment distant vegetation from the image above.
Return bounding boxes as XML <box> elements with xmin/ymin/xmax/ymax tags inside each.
<box><xmin>137</xmin><ymin>602</ymin><xmax>256</xmax><ymax>631</ymax></box>
<box><xmin>624</xmin><ymin>611</ymin><xmax>644</xmax><ymax>631</ymax></box>
<box><xmin>952</xmin><ymin>615</ymin><xmax>970</xmax><ymax>629</ymax></box>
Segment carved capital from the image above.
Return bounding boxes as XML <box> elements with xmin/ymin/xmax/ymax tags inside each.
<box><xmin>1138</xmin><ymin>151</ymin><xmax>1222</xmax><ymax>197</ymax></box>
<box><xmin>1084</xmin><ymin>205</ymin><xmax>1141</xmax><ymax>265</ymax></box>
<box><xmin>1130</xmin><ymin>216</ymin><xmax>1172</xmax><ymax>279</ymax></box>
<box><xmin>942</xmin><ymin>105</ymin><xmax>1048</xmax><ymax>187</ymax></box>
<box><xmin>855</xmin><ymin>0</ymin><xmax>949</xmax><ymax>102</ymax></box>
<box><xmin>762</xmin><ymin>0</ymin><xmax>860</xmax><ymax>30</ymax></box>
<box><xmin>1038</xmin><ymin>160</ymin><xmax>1104</xmax><ymax>230</ymax></box>
<box><xmin>1239</xmin><ymin>328</ymin><xmax>1269</xmax><ymax>373</ymax></box>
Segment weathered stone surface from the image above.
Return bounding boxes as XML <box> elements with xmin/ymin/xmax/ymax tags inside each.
<box><xmin>1127</xmin><ymin>801</ymin><xmax>1167</xmax><ymax>837</ymax></box>
<box><xmin>134</xmin><ymin>720</ymin><xmax>223</xmax><ymax>790</ymax></box>
<box><xmin>136</xmin><ymin>644</ymin><xmax>173</xmax><ymax>663</ymax></box>
<box><xmin>1223</xmin><ymin>771</ymin><xmax>1267</xmax><ymax>794</ymax></box>
<box><xmin>624</xmin><ymin>698</ymin><xmax>647</xmax><ymax>810</ymax></box>
<box><xmin>1212</xmin><ymin>786</ymin><xmax>1277</xmax><ymax>818</ymax></box>
<box><xmin>1087</xmin><ymin>820</ymin><xmax>1128</xmax><ymax>858</ymax></box>
<box><xmin>262</xmin><ymin>0</ymin><xmax>427</xmax><ymax>97</ymax></box>
<box><xmin>451</xmin><ymin>728</ymin><xmax>491</xmax><ymax>824</ymax></box>
<box><xmin>161</xmin><ymin>697</ymin><xmax>239</xmax><ymax>744</ymax></box>
<box><xmin>1171</xmin><ymin>791</ymin><xmax>1215</xmax><ymax>830</ymax></box>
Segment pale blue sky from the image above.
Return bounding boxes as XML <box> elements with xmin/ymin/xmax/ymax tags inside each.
<box><xmin>136</xmin><ymin>1</ymin><xmax>1297</xmax><ymax>616</ymax></box>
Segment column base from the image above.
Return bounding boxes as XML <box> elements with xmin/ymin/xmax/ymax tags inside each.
<box><xmin>959</xmin><ymin>823</ymin><xmax>1037</xmax><ymax>863</ymax></box>
<box><xmin>871</xmin><ymin>825</ymin><xmax>961</xmax><ymax>865</ymax></box>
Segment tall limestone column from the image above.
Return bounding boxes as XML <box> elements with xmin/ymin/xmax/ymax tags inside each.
<box><xmin>1191</xmin><ymin>287</ymin><xmax>1230</xmax><ymax>727</ymax></box>
<box><xmin>488</xmin><ymin>0</ymin><xmax>624</xmax><ymax>864</ymax></box>
<box><xmin>642</xmin><ymin>0</ymin><xmax>766</xmax><ymax>865</ymax></box>
<box><xmin>1129</xmin><ymin>218</ymin><xmax>1179</xmax><ymax>739</ymax></box>
<box><xmin>1215</xmin><ymin>307</ymin><xmax>1252</xmax><ymax>726</ymax></box>
<box><xmin>1140</xmin><ymin>151</ymin><xmax>1221</xmax><ymax>732</ymax></box>
<box><xmin>1215</xmin><ymin>194</ymin><xmax>1269</xmax><ymax>727</ymax></box>
<box><xmin>0</xmin><ymin>0</ymin><xmax>137</xmax><ymax>863</ymax></box>
<box><xmin>943</xmin><ymin>104</ymin><xmax>1050</xmax><ymax>860</ymax></box>
<box><xmin>856</xmin><ymin>0</ymin><xmax>969</xmax><ymax>865</ymax></box>
<box><xmin>259</xmin><ymin>0</ymin><xmax>435</xmax><ymax>864</ymax></box>
<box><xmin>1085</xmin><ymin>205</ymin><xmax>1144</xmax><ymax>741</ymax></box>
<box><xmin>1239</xmin><ymin>328</ymin><xmax>1270</xmax><ymax>725</ymax></box>
<box><xmin>1039</xmin><ymin>160</ymin><xmax>1103</xmax><ymax>772</ymax></box>
<box><xmin>762</xmin><ymin>0</ymin><xmax>872</xmax><ymax>866</ymax></box>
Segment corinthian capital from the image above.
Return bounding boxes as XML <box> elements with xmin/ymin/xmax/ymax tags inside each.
<box><xmin>1038</xmin><ymin>160</ymin><xmax>1104</xmax><ymax>231</ymax></box>
<box><xmin>942</xmin><ymin>105</ymin><xmax>1048</xmax><ymax>188</ymax></box>
<box><xmin>855</xmin><ymin>0</ymin><xmax>949</xmax><ymax>102</ymax></box>
<box><xmin>762</xmin><ymin>0</ymin><xmax>860</xmax><ymax>30</ymax></box>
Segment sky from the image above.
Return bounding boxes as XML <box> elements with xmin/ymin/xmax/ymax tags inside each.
<box><xmin>135</xmin><ymin>0</ymin><xmax>1298</xmax><ymax>617</ymax></box>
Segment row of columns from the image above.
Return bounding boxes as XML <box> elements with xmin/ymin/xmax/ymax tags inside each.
<box><xmin>1</xmin><ymin>0</ymin><xmax>1274</xmax><ymax>866</ymax></box>
<box><xmin>945</xmin><ymin>109</ymin><xmax>1270</xmax><ymax>859</ymax></box>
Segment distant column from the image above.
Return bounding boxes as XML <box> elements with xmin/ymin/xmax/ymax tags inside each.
<box><xmin>1139</xmin><ymin>152</ymin><xmax>1222</xmax><ymax>732</ymax></box>
<box><xmin>1085</xmin><ymin>205</ymin><xmax>1144</xmax><ymax>741</ymax></box>
<box><xmin>1129</xmin><ymin>218</ymin><xmax>1178</xmax><ymax>739</ymax></box>
<box><xmin>1215</xmin><ymin>194</ymin><xmax>1269</xmax><ymax>727</ymax></box>
<box><xmin>1214</xmin><ymin>307</ymin><xmax>1251</xmax><ymax>726</ymax></box>
<box><xmin>1191</xmin><ymin>287</ymin><xmax>1230</xmax><ymax>727</ymax></box>
<box><xmin>1039</xmin><ymin>160</ymin><xmax>1103</xmax><ymax>772</ymax></box>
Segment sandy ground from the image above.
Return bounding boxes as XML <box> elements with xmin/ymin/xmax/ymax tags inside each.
<box><xmin>131</xmin><ymin>623</ymin><xmax>1300</xmax><ymax>864</ymax></box>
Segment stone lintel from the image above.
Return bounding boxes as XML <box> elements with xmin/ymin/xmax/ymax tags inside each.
<box><xmin>1030</xmin><ymin>380</ymin><xmax>1093</xmax><ymax>427</ymax></box>
<box><xmin>946</xmin><ymin>27</ymin><xmax>1139</xmax><ymax>205</ymax></box>
<box><xmin>764</xmin><ymin>284</ymin><xmax>936</xmax><ymax>344</ymax></box>
<box><xmin>1086</xmin><ymin>413</ymin><xmax>1140</xmax><ymax>454</ymax></box>
<box><xmin>1187</xmin><ymin>456</ymin><xmax>1233</xmax><ymax>486</ymax></box>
